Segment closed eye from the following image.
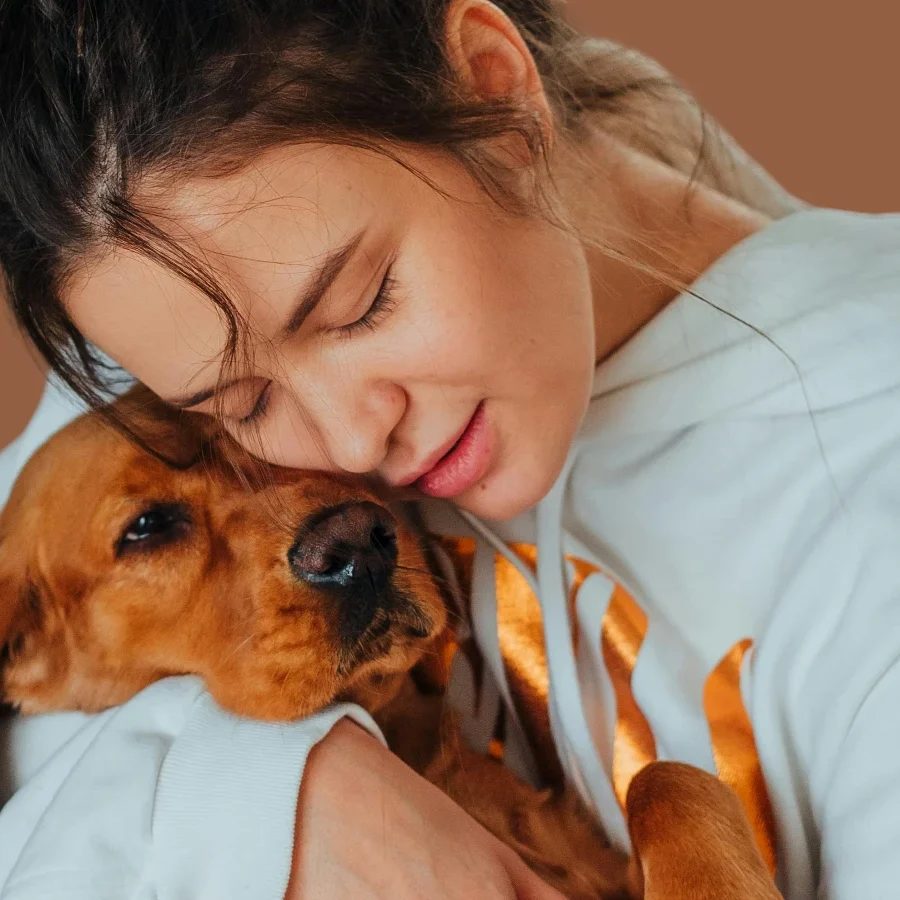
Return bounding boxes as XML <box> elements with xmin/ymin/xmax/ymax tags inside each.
<box><xmin>337</xmin><ymin>263</ymin><xmax>398</xmax><ymax>338</ymax></box>
<box><xmin>236</xmin><ymin>382</ymin><xmax>272</xmax><ymax>427</ymax></box>
<box><xmin>235</xmin><ymin>265</ymin><xmax>397</xmax><ymax>428</ymax></box>
<box><xmin>234</xmin><ymin>263</ymin><xmax>399</xmax><ymax>429</ymax></box>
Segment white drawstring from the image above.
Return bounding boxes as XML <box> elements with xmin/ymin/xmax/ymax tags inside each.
<box><xmin>458</xmin><ymin>441</ymin><xmax>610</xmax><ymax>814</ymax></box>
<box><xmin>534</xmin><ymin>445</ymin><xmax>610</xmax><ymax>813</ymax></box>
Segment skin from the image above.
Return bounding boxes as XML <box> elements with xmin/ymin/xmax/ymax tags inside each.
<box><xmin>69</xmin><ymin>141</ymin><xmax>596</xmax><ymax>523</ymax></box>
<box><xmin>59</xmin><ymin>2</ymin><xmax>772</xmax><ymax>898</ymax></box>
<box><xmin>65</xmin><ymin>4</ymin><xmax>766</xmax><ymax>524</ymax></box>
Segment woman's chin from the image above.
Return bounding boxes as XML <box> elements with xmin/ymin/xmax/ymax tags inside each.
<box><xmin>453</xmin><ymin>458</ymin><xmax>563</xmax><ymax>524</ymax></box>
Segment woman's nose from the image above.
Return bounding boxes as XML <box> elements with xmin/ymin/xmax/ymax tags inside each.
<box><xmin>289</xmin><ymin>375</ymin><xmax>407</xmax><ymax>474</ymax></box>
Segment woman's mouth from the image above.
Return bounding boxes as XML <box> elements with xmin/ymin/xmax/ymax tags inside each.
<box><xmin>414</xmin><ymin>402</ymin><xmax>493</xmax><ymax>499</ymax></box>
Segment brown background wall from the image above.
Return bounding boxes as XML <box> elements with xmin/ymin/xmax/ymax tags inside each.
<box><xmin>2</xmin><ymin>0</ymin><xmax>898</xmax><ymax>450</ymax></box>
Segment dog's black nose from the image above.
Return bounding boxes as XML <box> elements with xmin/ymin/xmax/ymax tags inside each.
<box><xmin>289</xmin><ymin>501</ymin><xmax>398</xmax><ymax>593</ymax></box>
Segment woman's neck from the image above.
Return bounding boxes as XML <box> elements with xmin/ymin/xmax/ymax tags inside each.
<box><xmin>557</xmin><ymin>134</ymin><xmax>772</xmax><ymax>364</ymax></box>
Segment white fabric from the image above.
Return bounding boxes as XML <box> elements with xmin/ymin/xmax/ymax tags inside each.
<box><xmin>0</xmin><ymin>679</ymin><xmax>381</xmax><ymax>900</ymax></box>
<box><xmin>422</xmin><ymin>208</ymin><xmax>900</xmax><ymax>900</ymax></box>
<box><xmin>3</xmin><ymin>207</ymin><xmax>900</xmax><ymax>899</ymax></box>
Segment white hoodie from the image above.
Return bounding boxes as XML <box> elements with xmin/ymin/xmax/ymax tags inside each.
<box><xmin>2</xmin><ymin>208</ymin><xmax>900</xmax><ymax>900</ymax></box>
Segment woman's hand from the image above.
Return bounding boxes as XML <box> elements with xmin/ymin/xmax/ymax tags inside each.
<box><xmin>285</xmin><ymin>718</ymin><xmax>567</xmax><ymax>900</ymax></box>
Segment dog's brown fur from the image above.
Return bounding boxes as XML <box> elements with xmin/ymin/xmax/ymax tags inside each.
<box><xmin>0</xmin><ymin>390</ymin><xmax>781</xmax><ymax>900</ymax></box>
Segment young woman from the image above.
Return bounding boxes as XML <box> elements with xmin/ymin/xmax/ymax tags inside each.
<box><xmin>1</xmin><ymin>1</ymin><xmax>899</xmax><ymax>898</ymax></box>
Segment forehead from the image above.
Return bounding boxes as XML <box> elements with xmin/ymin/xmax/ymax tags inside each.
<box><xmin>63</xmin><ymin>143</ymin><xmax>412</xmax><ymax>399</ymax></box>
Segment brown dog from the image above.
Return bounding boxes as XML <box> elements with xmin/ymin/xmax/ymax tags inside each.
<box><xmin>0</xmin><ymin>390</ymin><xmax>781</xmax><ymax>900</ymax></box>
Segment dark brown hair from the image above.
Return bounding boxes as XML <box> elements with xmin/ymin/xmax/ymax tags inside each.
<box><xmin>0</xmin><ymin>0</ymin><xmax>799</xmax><ymax>434</ymax></box>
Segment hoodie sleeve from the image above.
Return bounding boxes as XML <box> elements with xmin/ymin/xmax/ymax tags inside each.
<box><xmin>0</xmin><ymin>677</ymin><xmax>383</xmax><ymax>900</ymax></box>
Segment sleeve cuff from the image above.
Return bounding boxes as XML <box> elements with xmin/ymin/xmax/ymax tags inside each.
<box><xmin>153</xmin><ymin>696</ymin><xmax>383</xmax><ymax>900</ymax></box>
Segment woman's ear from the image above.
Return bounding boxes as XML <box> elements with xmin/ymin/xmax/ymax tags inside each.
<box><xmin>444</xmin><ymin>0</ymin><xmax>554</xmax><ymax>151</ymax></box>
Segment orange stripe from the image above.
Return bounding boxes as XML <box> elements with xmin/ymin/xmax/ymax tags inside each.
<box><xmin>600</xmin><ymin>584</ymin><xmax>658</xmax><ymax>809</ymax></box>
<box><xmin>436</xmin><ymin>537</ymin><xmax>563</xmax><ymax>784</ymax></box>
<box><xmin>494</xmin><ymin>547</ymin><xmax>564</xmax><ymax>785</ymax></box>
<box><xmin>704</xmin><ymin>639</ymin><xmax>778</xmax><ymax>876</ymax></box>
<box><xmin>439</xmin><ymin>537</ymin><xmax>776</xmax><ymax>875</ymax></box>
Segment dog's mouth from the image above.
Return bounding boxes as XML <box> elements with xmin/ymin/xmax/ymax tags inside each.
<box><xmin>336</xmin><ymin>592</ymin><xmax>435</xmax><ymax>677</ymax></box>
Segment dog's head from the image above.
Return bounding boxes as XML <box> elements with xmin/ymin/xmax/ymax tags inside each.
<box><xmin>0</xmin><ymin>390</ymin><xmax>446</xmax><ymax>720</ymax></box>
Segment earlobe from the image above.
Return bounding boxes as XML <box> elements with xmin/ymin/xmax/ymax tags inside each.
<box><xmin>444</xmin><ymin>0</ymin><xmax>554</xmax><ymax>142</ymax></box>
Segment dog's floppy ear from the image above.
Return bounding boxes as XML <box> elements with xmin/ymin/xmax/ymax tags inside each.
<box><xmin>0</xmin><ymin>535</ymin><xmax>28</xmax><ymax>696</ymax></box>
<box><xmin>103</xmin><ymin>383</ymin><xmax>205</xmax><ymax>464</ymax></box>
<box><xmin>0</xmin><ymin>580</ymin><xmax>15</xmax><ymax>658</ymax></box>
<box><xmin>0</xmin><ymin>527</ymin><xmax>64</xmax><ymax>712</ymax></box>
<box><xmin>110</xmin><ymin>382</ymin><xmax>238</xmax><ymax>473</ymax></box>
<box><xmin>0</xmin><ymin>576</ymin><xmax>43</xmax><ymax>667</ymax></box>
<box><xmin>113</xmin><ymin>383</ymin><xmax>272</xmax><ymax>486</ymax></box>
<box><xmin>625</xmin><ymin>762</ymin><xmax>782</xmax><ymax>900</ymax></box>
<box><xmin>0</xmin><ymin>526</ymin><xmax>24</xmax><ymax>657</ymax></box>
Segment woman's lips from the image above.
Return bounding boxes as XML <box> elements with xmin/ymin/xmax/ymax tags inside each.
<box><xmin>413</xmin><ymin>402</ymin><xmax>493</xmax><ymax>499</ymax></box>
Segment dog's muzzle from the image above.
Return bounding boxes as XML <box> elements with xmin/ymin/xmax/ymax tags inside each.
<box><xmin>288</xmin><ymin>501</ymin><xmax>399</xmax><ymax>644</ymax></box>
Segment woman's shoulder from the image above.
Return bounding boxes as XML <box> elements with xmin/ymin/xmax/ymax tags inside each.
<box><xmin>590</xmin><ymin>206</ymin><xmax>900</xmax><ymax>428</ymax></box>
<box><xmin>703</xmin><ymin>206</ymin><xmax>900</xmax><ymax>310</ymax></box>
<box><xmin>710</xmin><ymin>207</ymin><xmax>900</xmax><ymax>411</ymax></box>
<box><xmin>725</xmin><ymin>206</ymin><xmax>900</xmax><ymax>263</ymax></box>
<box><xmin>759</xmin><ymin>206</ymin><xmax>900</xmax><ymax>240</ymax></box>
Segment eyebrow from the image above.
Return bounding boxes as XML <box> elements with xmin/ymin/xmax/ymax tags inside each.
<box><xmin>165</xmin><ymin>228</ymin><xmax>367</xmax><ymax>410</ymax></box>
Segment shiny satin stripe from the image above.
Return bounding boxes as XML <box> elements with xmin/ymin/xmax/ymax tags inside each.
<box><xmin>495</xmin><ymin>544</ymin><xmax>564</xmax><ymax>786</ymax></box>
<box><xmin>436</xmin><ymin>537</ymin><xmax>563</xmax><ymax>784</ymax></box>
<box><xmin>438</xmin><ymin>536</ymin><xmax>776</xmax><ymax>873</ymax></box>
<box><xmin>599</xmin><ymin>583</ymin><xmax>658</xmax><ymax>809</ymax></box>
<box><xmin>704</xmin><ymin>639</ymin><xmax>778</xmax><ymax>877</ymax></box>
<box><xmin>439</xmin><ymin>536</ymin><xmax>656</xmax><ymax>794</ymax></box>
<box><xmin>466</xmin><ymin>535</ymin><xmax>660</xmax><ymax>813</ymax></box>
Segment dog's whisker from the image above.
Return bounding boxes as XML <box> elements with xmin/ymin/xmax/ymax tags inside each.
<box><xmin>219</xmin><ymin>633</ymin><xmax>256</xmax><ymax>665</ymax></box>
<box><xmin>396</xmin><ymin>563</ymin><xmax>454</xmax><ymax>589</ymax></box>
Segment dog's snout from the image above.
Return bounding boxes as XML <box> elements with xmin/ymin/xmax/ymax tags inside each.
<box><xmin>289</xmin><ymin>501</ymin><xmax>398</xmax><ymax>591</ymax></box>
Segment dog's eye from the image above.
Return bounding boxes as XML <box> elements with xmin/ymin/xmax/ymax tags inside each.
<box><xmin>117</xmin><ymin>503</ymin><xmax>191</xmax><ymax>556</ymax></box>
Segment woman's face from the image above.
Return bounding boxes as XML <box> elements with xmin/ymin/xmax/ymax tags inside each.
<box><xmin>66</xmin><ymin>144</ymin><xmax>597</xmax><ymax>521</ymax></box>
